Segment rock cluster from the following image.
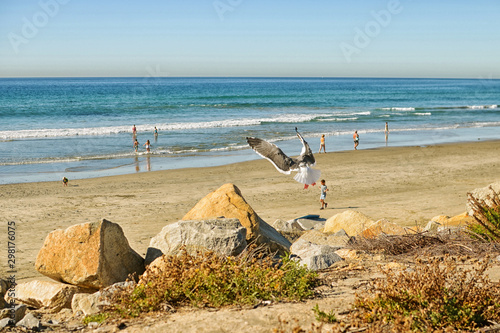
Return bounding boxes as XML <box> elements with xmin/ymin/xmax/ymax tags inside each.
<box><xmin>1</xmin><ymin>181</ymin><xmax>495</xmax><ymax>330</ymax></box>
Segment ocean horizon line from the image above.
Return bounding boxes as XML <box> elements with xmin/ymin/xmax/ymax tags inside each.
<box><xmin>1</xmin><ymin>76</ymin><xmax>499</xmax><ymax>80</ymax></box>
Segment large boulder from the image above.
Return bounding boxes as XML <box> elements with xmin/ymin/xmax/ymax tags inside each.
<box><xmin>35</xmin><ymin>219</ymin><xmax>145</xmax><ymax>289</ymax></box>
<box><xmin>359</xmin><ymin>219</ymin><xmax>407</xmax><ymax>239</ymax></box>
<box><xmin>145</xmin><ymin>218</ymin><xmax>247</xmax><ymax>265</ymax></box>
<box><xmin>12</xmin><ymin>280</ymin><xmax>92</xmax><ymax>312</ymax></box>
<box><xmin>182</xmin><ymin>183</ymin><xmax>291</xmax><ymax>255</ymax></box>
<box><xmin>323</xmin><ymin>210</ymin><xmax>375</xmax><ymax>236</ymax></box>
<box><xmin>466</xmin><ymin>181</ymin><xmax>500</xmax><ymax>216</ymax></box>
<box><xmin>290</xmin><ymin>238</ymin><xmax>343</xmax><ymax>271</ymax></box>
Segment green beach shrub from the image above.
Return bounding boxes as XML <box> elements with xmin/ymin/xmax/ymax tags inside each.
<box><xmin>109</xmin><ymin>248</ymin><xmax>318</xmax><ymax>318</ymax></box>
<box><xmin>467</xmin><ymin>187</ymin><xmax>500</xmax><ymax>242</ymax></box>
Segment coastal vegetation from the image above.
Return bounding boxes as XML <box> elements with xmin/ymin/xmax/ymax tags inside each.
<box><xmin>107</xmin><ymin>247</ymin><xmax>318</xmax><ymax>318</ymax></box>
<box><xmin>467</xmin><ymin>187</ymin><xmax>500</xmax><ymax>242</ymax></box>
<box><xmin>350</xmin><ymin>256</ymin><xmax>500</xmax><ymax>332</ymax></box>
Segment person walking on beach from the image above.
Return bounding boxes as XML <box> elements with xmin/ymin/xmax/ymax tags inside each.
<box><xmin>318</xmin><ymin>134</ymin><xmax>326</xmax><ymax>153</ymax></box>
<box><xmin>353</xmin><ymin>130</ymin><xmax>359</xmax><ymax>150</ymax></box>
<box><xmin>319</xmin><ymin>179</ymin><xmax>329</xmax><ymax>209</ymax></box>
<box><xmin>384</xmin><ymin>122</ymin><xmax>389</xmax><ymax>142</ymax></box>
<box><xmin>62</xmin><ymin>177</ymin><xmax>68</xmax><ymax>187</ymax></box>
<box><xmin>134</xmin><ymin>139</ymin><xmax>139</xmax><ymax>152</ymax></box>
<box><xmin>143</xmin><ymin>139</ymin><xmax>152</xmax><ymax>153</ymax></box>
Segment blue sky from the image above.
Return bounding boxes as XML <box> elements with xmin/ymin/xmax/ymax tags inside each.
<box><xmin>1</xmin><ymin>0</ymin><xmax>499</xmax><ymax>78</ymax></box>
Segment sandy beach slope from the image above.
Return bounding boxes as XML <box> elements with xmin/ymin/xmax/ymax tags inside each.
<box><xmin>1</xmin><ymin>140</ymin><xmax>500</xmax><ymax>282</ymax></box>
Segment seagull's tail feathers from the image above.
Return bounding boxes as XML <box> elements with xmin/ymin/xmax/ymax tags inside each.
<box><xmin>293</xmin><ymin>166</ymin><xmax>321</xmax><ymax>187</ymax></box>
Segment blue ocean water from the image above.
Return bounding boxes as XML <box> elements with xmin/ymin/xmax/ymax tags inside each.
<box><xmin>0</xmin><ymin>77</ymin><xmax>499</xmax><ymax>184</ymax></box>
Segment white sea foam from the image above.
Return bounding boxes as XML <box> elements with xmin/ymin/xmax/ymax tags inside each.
<box><xmin>0</xmin><ymin>114</ymin><xmax>328</xmax><ymax>140</ymax></box>
<box><xmin>414</xmin><ymin>112</ymin><xmax>431</xmax><ymax>116</ymax></box>
<box><xmin>467</xmin><ymin>105</ymin><xmax>498</xmax><ymax>109</ymax></box>
<box><xmin>382</xmin><ymin>107</ymin><xmax>415</xmax><ymax>111</ymax></box>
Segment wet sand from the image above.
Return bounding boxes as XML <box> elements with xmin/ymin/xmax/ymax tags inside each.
<box><xmin>1</xmin><ymin>140</ymin><xmax>500</xmax><ymax>282</ymax></box>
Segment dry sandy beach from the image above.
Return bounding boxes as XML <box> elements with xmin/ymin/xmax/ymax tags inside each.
<box><xmin>0</xmin><ymin>141</ymin><xmax>500</xmax><ymax>281</ymax></box>
<box><xmin>1</xmin><ymin>140</ymin><xmax>500</xmax><ymax>332</ymax></box>
<box><xmin>1</xmin><ymin>140</ymin><xmax>500</xmax><ymax>283</ymax></box>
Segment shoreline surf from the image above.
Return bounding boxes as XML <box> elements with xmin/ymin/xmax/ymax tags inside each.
<box><xmin>2</xmin><ymin>127</ymin><xmax>500</xmax><ymax>185</ymax></box>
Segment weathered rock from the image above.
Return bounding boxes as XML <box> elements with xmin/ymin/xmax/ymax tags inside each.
<box><xmin>0</xmin><ymin>279</ymin><xmax>10</xmax><ymax>309</ymax></box>
<box><xmin>424</xmin><ymin>220</ymin><xmax>441</xmax><ymax>233</ymax></box>
<box><xmin>446</xmin><ymin>212</ymin><xmax>473</xmax><ymax>226</ymax></box>
<box><xmin>270</xmin><ymin>219</ymin><xmax>310</xmax><ymax>233</ymax></box>
<box><xmin>270</xmin><ymin>219</ymin><xmax>295</xmax><ymax>233</ymax></box>
<box><xmin>0</xmin><ymin>304</ymin><xmax>26</xmax><ymax>323</ymax></box>
<box><xmin>257</xmin><ymin>219</ymin><xmax>292</xmax><ymax>255</ymax></box>
<box><xmin>430</xmin><ymin>215</ymin><xmax>450</xmax><ymax>224</ymax></box>
<box><xmin>384</xmin><ymin>262</ymin><xmax>405</xmax><ymax>271</ymax></box>
<box><xmin>182</xmin><ymin>183</ymin><xmax>291</xmax><ymax>255</ymax></box>
<box><xmin>290</xmin><ymin>239</ymin><xmax>343</xmax><ymax>271</ymax></box>
<box><xmin>35</xmin><ymin>219</ymin><xmax>145</xmax><ymax>289</ymax></box>
<box><xmin>431</xmin><ymin>212</ymin><xmax>473</xmax><ymax>227</ymax></box>
<box><xmin>360</xmin><ymin>219</ymin><xmax>406</xmax><ymax>239</ymax></box>
<box><xmin>335</xmin><ymin>249</ymin><xmax>360</xmax><ymax>260</ymax></box>
<box><xmin>0</xmin><ymin>317</ymin><xmax>10</xmax><ymax>328</ymax></box>
<box><xmin>145</xmin><ymin>218</ymin><xmax>247</xmax><ymax>265</ymax></box>
<box><xmin>16</xmin><ymin>313</ymin><xmax>40</xmax><ymax>329</ymax></box>
<box><xmin>466</xmin><ymin>181</ymin><xmax>500</xmax><ymax>216</ymax></box>
<box><xmin>294</xmin><ymin>218</ymin><xmax>326</xmax><ymax>231</ymax></box>
<box><xmin>182</xmin><ymin>184</ymin><xmax>261</xmax><ymax>239</ymax></box>
<box><xmin>293</xmin><ymin>230</ymin><xmax>350</xmax><ymax>248</ymax></box>
<box><xmin>13</xmin><ymin>280</ymin><xmax>91</xmax><ymax>312</ymax></box>
<box><xmin>72</xmin><ymin>281</ymin><xmax>135</xmax><ymax>315</ymax></box>
<box><xmin>140</xmin><ymin>255</ymin><xmax>169</xmax><ymax>285</ymax></box>
<box><xmin>323</xmin><ymin>210</ymin><xmax>375</xmax><ymax>236</ymax></box>
<box><xmin>0</xmin><ymin>279</ymin><xmax>9</xmax><ymax>296</ymax></box>
<box><xmin>72</xmin><ymin>293</ymin><xmax>100</xmax><ymax>316</ymax></box>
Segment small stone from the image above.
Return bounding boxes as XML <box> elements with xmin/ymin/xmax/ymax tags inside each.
<box><xmin>0</xmin><ymin>304</ymin><xmax>26</xmax><ymax>323</ymax></box>
<box><xmin>16</xmin><ymin>313</ymin><xmax>40</xmax><ymax>329</ymax></box>
<box><xmin>0</xmin><ymin>318</ymin><xmax>11</xmax><ymax>329</ymax></box>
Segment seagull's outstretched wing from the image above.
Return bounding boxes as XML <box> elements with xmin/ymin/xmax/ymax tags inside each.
<box><xmin>246</xmin><ymin>137</ymin><xmax>298</xmax><ymax>174</ymax></box>
<box><xmin>295</xmin><ymin>127</ymin><xmax>315</xmax><ymax>166</ymax></box>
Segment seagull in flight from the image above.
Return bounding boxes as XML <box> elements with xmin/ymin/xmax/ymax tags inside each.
<box><xmin>246</xmin><ymin>128</ymin><xmax>321</xmax><ymax>189</ymax></box>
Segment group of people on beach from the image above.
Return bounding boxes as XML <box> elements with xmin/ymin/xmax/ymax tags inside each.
<box><xmin>318</xmin><ymin>122</ymin><xmax>389</xmax><ymax>153</ymax></box>
<box><xmin>316</xmin><ymin>122</ymin><xmax>390</xmax><ymax>209</ymax></box>
<box><xmin>132</xmin><ymin>125</ymin><xmax>158</xmax><ymax>153</ymax></box>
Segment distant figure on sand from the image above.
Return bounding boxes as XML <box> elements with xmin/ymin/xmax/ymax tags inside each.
<box><xmin>132</xmin><ymin>125</ymin><xmax>137</xmax><ymax>136</ymax></box>
<box><xmin>353</xmin><ymin>131</ymin><xmax>359</xmax><ymax>150</ymax></box>
<box><xmin>143</xmin><ymin>139</ymin><xmax>152</xmax><ymax>153</ymax></box>
<box><xmin>62</xmin><ymin>177</ymin><xmax>68</xmax><ymax>187</ymax></box>
<box><xmin>319</xmin><ymin>179</ymin><xmax>328</xmax><ymax>209</ymax></box>
<box><xmin>318</xmin><ymin>134</ymin><xmax>326</xmax><ymax>153</ymax></box>
<box><xmin>134</xmin><ymin>139</ymin><xmax>139</xmax><ymax>152</ymax></box>
<box><xmin>385</xmin><ymin>122</ymin><xmax>389</xmax><ymax>142</ymax></box>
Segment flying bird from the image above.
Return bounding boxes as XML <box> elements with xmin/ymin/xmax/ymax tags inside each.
<box><xmin>246</xmin><ymin>128</ymin><xmax>321</xmax><ymax>189</ymax></box>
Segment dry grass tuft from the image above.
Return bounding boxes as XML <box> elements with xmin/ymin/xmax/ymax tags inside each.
<box><xmin>349</xmin><ymin>231</ymin><xmax>499</xmax><ymax>258</ymax></box>
<box><xmin>351</xmin><ymin>256</ymin><xmax>500</xmax><ymax>332</ymax></box>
